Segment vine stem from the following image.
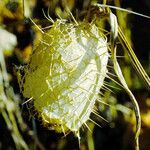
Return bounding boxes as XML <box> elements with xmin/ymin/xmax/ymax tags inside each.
<box><xmin>109</xmin><ymin>12</ymin><xmax>141</xmax><ymax>150</ymax></box>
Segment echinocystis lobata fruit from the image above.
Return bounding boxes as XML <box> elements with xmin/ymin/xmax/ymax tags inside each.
<box><xmin>20</xmin><ymin>19</ymin><xmax>109</xmax><ymax>137</ymax></box>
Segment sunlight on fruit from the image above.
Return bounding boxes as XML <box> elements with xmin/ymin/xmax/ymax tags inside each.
<box><xmin>1</xmin><ymin>0</ymin><xmax>150</xmax><ymax>150</ymax></box>
<box><xmin>20</xmin><ymin>20</ymin><xmax>109</xmax><ymax>136</ymax></box>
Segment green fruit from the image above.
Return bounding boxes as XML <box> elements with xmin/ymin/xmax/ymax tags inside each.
<box><xmin>20</xmin><ymin>20</ymin><xmax>108</xmax><ymax>136</ymax></box>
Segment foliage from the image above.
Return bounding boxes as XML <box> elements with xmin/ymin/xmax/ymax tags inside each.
<box><xmin>0</xmin><ymin>0</ymin><xmax>150</xmax><ymax>150</ymax></box>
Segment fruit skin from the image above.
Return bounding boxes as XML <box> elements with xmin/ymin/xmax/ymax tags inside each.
<box><xmin>21</xmin><ymin>20</ymin><xmax>109</xmax><ymax>135</ymax></box>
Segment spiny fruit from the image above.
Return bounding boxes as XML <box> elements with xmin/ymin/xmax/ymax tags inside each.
<box><xmin>19</xmin><ymin>19</ymin><xmax>109</xmax><ymax>137</ymax></box>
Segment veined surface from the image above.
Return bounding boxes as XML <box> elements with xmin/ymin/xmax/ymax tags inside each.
<box><xmin>22</xmin><ymin>20</ymin><xmax>109</xmax><ymax>134</ymax></box>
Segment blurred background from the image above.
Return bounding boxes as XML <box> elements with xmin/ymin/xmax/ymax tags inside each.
<box><xmin>0</xmin><ymin>0</ymin><xmax>150</xmax><ymax>150</ymax></box>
